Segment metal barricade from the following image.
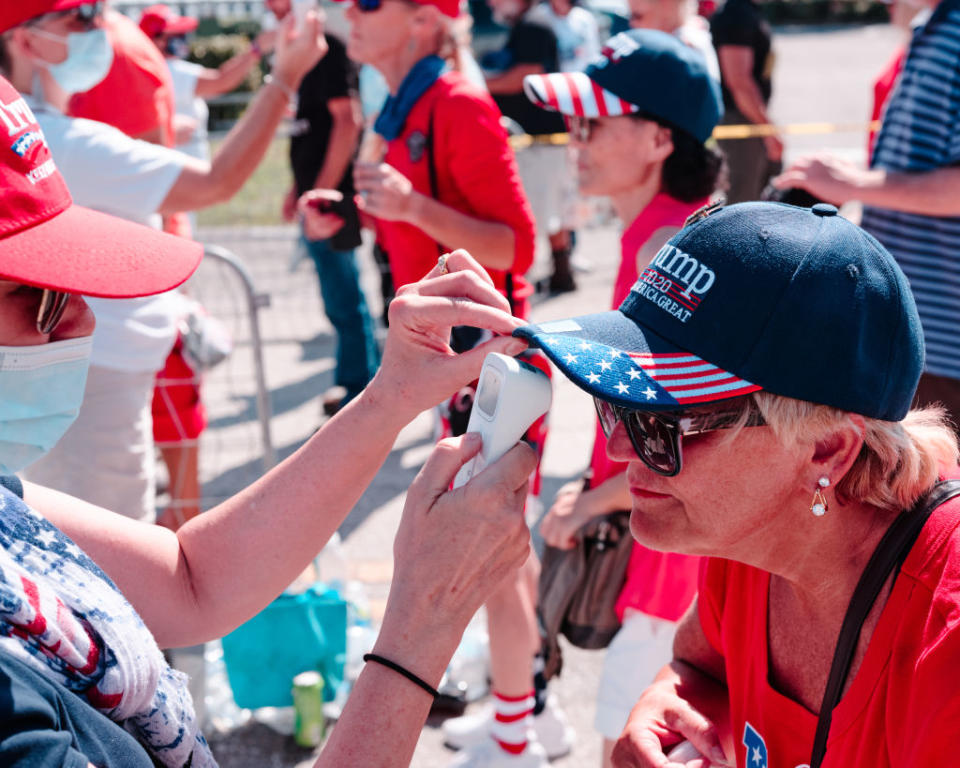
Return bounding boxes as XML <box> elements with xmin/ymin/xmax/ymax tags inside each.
<box><xmin>154</xmin><ymin>244</ymin><xmax>278</xmax><ymax>521</ymax></box>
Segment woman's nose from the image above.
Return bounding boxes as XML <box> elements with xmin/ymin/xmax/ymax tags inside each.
<box><xmin>605</xmin><ymin>420</ymin><xmax>635</xmax><ymax>463</ymax></box>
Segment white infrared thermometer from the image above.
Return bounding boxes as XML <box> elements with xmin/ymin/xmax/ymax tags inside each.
<box><xmin>453</xmin><ymin>353</ymin><xmax>552</xmax><ymax>489</ymax></box>
<box><xmin>666</xmin><ymin>741</ymin><xmax>705</xmax><ymax>763</ymax></box>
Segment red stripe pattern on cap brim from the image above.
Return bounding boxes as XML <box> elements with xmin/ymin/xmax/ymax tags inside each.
<box><xmin>628</xmin><ymin>351</ymin><xmax>761</xmax><ymax>405</ymax></box>
<box><xmin>523</xmin><ymin>71</ymin><xmax>640</xmax><ymax>118</ymax></box>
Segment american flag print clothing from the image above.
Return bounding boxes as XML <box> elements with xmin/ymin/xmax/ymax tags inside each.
<box><xmin>0</xmin><ymin>484</ymin><xmax>216</xmax><ymax>768</ymax></box>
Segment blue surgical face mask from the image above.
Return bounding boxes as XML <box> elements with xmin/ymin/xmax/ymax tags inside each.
<box><xmin>33</xmin><ymin>27</ymin><xmax>114</xmax><ymax>95</ymax></box>
<box><xmin>0</xmin><ymin>337</ymin><xmax>92</xmax><ymax>475</ymax></box>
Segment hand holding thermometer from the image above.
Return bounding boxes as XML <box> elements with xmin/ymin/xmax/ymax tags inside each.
<box><xmin>453</xmin><ymin>353</ymin><xmax>552</xmax><ymax>489</ymax></box>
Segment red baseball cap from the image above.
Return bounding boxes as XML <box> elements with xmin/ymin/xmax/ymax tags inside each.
<box><xmin>412</xmin><ymin>0</ymin><xmax>460</xmax><ymax>18</ymax></box>
<box><xmin>0</xmin><ymin>76</ymin><xmax>201</xmax><ymax>298</ymax></box>
<box><xmin>0</xmin><ymin>0</ymin><xmax>95</xmax><ymax>33</ymax></box>
<box><xmin>138</xmin><ymin>4</ymin><xmax>199</xmax><ymax>38</ymax></box>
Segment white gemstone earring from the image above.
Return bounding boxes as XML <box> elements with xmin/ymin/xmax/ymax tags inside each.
<box><xmin>811</xmin><ymin>476</ymin><xmax>830</xmax><ymax>517</ymax></box>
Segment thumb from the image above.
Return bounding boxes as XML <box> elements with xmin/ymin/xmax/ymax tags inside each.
<box><xmin>411</xmin><ymin>434</ymin><xmax>483</xmax><ymax>504</ymax></box>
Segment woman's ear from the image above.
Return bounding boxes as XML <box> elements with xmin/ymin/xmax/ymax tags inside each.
<box><xmin>810</xmin><ymin>415</ymin><xmax>865</xmax><ymax>486</ymax></box>
<box><xmin>652</xmin><ymin>123</ymin><xmax>674</xmax><ymax>163</ymax></box>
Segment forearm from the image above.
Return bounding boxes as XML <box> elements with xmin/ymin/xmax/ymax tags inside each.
<box><xmin>314</xmin><ymin>604</ymin><xmax>458</xmax><ymax>767</ymax></box>
<box><xmin>313</xmin><ymin>117</ymin><xmax>362</xmax><ymax>190</ymax></box>
<box><xmin>586</xmin><ymin>472</ymin><xmax>632</xmax><ymax>514</ymax></box>
<box><xmin>196</xmin><ymin>51</ymin><xmax>261</xmax><ymax>99</ymax></box>
<box><xmin>159</xmin><ymin>81</ymin><xmax>290</xmax><ymax>213</ymax></box>
<box><xmin>726</xmin><ymin>80</ymin><xmax>771</xmax><ymax>127</ymax></box>
<box><xmin>171</xmin><ymin>382</ymin><xmax>413</xmax><ymax>645</ymax></box>
<box><xmin>408</xmin><ymin>194</ymin><xmax>516</xmax><ymax>271</ymax></box>
<box><xmin>854</xmin><ymin>166</ymin><xmax>960</xmax><ymax>216</ymax></box>
<box><xmin>485</xmin><ymin>64</ymin><xmax>544</xmax><ymax>95</ymax></box>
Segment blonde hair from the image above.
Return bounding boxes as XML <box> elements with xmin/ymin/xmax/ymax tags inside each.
<box><xmin>747</xmin><ymin>392</ymin><xmax>958</xmax><ymax>513</ymax></box>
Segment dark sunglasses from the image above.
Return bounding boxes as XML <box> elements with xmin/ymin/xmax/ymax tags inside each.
<box><xmin>37</xmin><ymin>289</ymin><xmax>71</xmax><ymax>335</ymax></box>
<box><xmin>593</xmin><ymin>397</ymin><xmax>766</xmax><ymax>476</ymax></box>
<box><xmin>351</xmin><ymin>0</ymin><xmax>399</xmax><ymax>12</ymax></box>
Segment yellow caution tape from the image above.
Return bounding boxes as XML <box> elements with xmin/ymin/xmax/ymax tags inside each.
<box><xmin>507</xmin><ymin>119</ymin><xmax>882</xmax><ymax>149</ymax></box>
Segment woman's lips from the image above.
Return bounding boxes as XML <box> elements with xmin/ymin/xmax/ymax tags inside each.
<box><xmin>630</xmin><ymin>487</ymin><xmax>672</xmax><ymax>499</ymax></box>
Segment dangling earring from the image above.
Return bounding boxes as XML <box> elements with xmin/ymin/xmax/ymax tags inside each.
<box><xmin>811</xmin><ymin>476</ymin><xmax>830</xmax><ymax>517</ymax></box>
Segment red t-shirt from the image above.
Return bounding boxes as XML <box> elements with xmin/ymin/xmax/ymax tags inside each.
<box><xmin>867</xmin><ymin>45</ymin><xmax>907</xmax><ymax>162</ymax></box>
<box><xmin>698</xmin><ymin>492</ymin><xmax>960</xmax><ymax>768</ymax></box>
<box><xmin>69</xmin><ymin>10</ymin><xmax>175</xmax><ymax>145</ymax></box>
<box><xmin>378</xmin><ymin>72</ymin><xmax>536</xmax><ymax>315</ymax></box>
<box><xmin>587</xmin><ymin>194</ymin><xmax>707</xmax><ymax>623</ymax></box>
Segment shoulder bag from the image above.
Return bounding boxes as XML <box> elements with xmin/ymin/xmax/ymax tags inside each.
<box><xmin>538</xmin><ymin>477</ymin><xmax>633</xmax><ymax>680</ymax></box>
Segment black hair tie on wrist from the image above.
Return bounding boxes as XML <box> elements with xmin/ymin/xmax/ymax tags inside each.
<box><xmin>362</xmin><ymin>653</ymin><xmax>440</xmax><ymax>700</ymax></box>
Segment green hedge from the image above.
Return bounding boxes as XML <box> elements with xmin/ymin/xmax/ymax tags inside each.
<box><xmin>188</xmin><ymin>33</ymin><xmax>263</xmax><ymax>124</ymax></box>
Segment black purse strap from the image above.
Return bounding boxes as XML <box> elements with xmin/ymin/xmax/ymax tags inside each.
<box><xmin>810</xmin><ymin>478</ymin><xmax>960</xmax><ymax>768</ymax></box>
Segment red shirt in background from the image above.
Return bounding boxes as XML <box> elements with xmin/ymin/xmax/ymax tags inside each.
<box><xmin>867</xmin><ymin>45</ymin><xmax>906</xmax><ymax>162</ymax></box>
<box><xmin>378</xmin><ymin>72</ymin><xmax>536</xmax><ymax>317</ymax></box>
<box><xmin>70</xmin><ymin>11</ymin><xmax>184</xmax><ymax>236</ymax></box>
<box><xmin>70</xmin><ymin>11</ymin><xmax>175</xmax><ymax>144</ymax></box>
<box><xmin>698</xmin><ymin>490</ymin><xmax>960</xmax><ymax>768</ymax></box>
<box><xmin>587</xmin><ymin>193</ymin><xmax>707</xmax><ymax>623</ymax></box>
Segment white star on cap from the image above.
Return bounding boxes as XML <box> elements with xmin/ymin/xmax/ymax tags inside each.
<box><xmin>627</xmin><ymin>369</ymin><xmax>642</xmax><ymax>380</ymax></box>
<box><xmin>599</xmin><ymin>360</ymin><xmax>612</xmax><ymax>371</ymax></box>
<box><xmin>586</xmin><ymin>372</ymin><xmax>601</xmax><ymax>384</ymax></box>
<box><xmin>564</xmin><ymin>353</ymin><xmax>577</xmax><ymax>364</ymax></box>
<box><xmin>608</xmin><ymin>349</ymin><xmax>621</xmax><ymax>358</ymax></box>
<box><xmin>615</xmin><ymin>381</ymin><xmax>629</xmax><ymax>394</ymax></box>
<box><xmin>579</xmin><ymin>341</ymin><xmax>592</xmax><ymax>351</ymax></box>
<box><xmin>642</xmin><ymin>387</ymin><xmax>657</xmax><ymax>400</ymax></box>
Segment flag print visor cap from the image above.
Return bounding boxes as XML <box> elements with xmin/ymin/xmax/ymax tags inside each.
<box><xmin>0</xmin><ymin>76</ymin><xmax>201</xmax><ymax>297</ymax></box>
<box><xmin>523</xmin><ymin>28</ymin><xmax>722</xmax><ymax>142</ymax></box>
<box><xmin>515</xmin><ymin>202</ymin><xmax>924</xmax><ymax>422</ymax></box>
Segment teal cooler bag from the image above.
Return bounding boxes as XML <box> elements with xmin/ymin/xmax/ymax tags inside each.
<box><xmin>220</xmin><ymin>584</ymin><xmax>347</xmax><ymax>708</ymax></box>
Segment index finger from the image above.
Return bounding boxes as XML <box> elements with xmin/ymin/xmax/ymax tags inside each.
<box><xmin>389</xmin><ymin>294</ymin><xmax>524</xmax><ymax>337</ymax></box>
<box><xmin>424</xmin><ymin>249</ymin><xmax>496</xmax><ymax>287</ymax></box>
<box><xmin>416</xmin><ymin>271</ymin><xmax>512</xmax><ymax>315</ymax></box>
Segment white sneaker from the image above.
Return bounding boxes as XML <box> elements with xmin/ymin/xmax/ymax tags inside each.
<box><xmin>443</xmin><ymin>703</ymin><xmax>495</xmax><ymax>751</ymax></box>
<box><xmin>530</xmin><ymin>696</ymin><xmax>575</xmax><ymax>759</ymax></box>
<box><xmin>447</xmin><ymin>737</ymin><xmax>549</xmax><ymax>768</ymax></box>
<box><xmin>442</xmin><ymin>698</ymin><xmax>574</xmax><ymax>759</ymax></box>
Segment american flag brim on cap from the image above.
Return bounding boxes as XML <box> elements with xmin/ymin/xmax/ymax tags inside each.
<box><xmin>522</xmin><ymin>72</ymin><xmax>640</xmax><ymax>118</ymax></box>
<box><xmin>514</xmin><ymin>310</ymin><xmax>761</xmax><ymax>411</ymax></box>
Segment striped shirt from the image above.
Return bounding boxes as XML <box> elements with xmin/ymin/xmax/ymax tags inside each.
<box><xmin>861</xmin><ymin>0</ymin><xmax>960</xmax><ymax>380</ymax></box>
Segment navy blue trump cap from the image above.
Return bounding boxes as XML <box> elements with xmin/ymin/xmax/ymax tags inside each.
<box><xmin>515</xmin><ymin>202</ymin><xmax>924</xmax><ymax>421</ymax></box>
<box><xmin>523</xmin><ymin>29</ymin><xmax>722</xmax><ymax>143</ymax></box>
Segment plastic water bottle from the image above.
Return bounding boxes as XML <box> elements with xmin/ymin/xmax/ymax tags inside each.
<box><xmin>446</xmin><ymin>614</ymin><xmax>490</xmax><ymax>702</ymax></box>
<box><xmin>314</xmin><ymin>532</ymin><xmax>348</xmax><ymax>596</ymax></box>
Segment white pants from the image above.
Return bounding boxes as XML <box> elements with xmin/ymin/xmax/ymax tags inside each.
<box><xmin>594</xmin><ymin>610</ymin><xmax>678</xmax><ymax>740</ymax></box>
<box><xmin>24</xmin><ymin>365</ymin><xmax>157</xmax><ymax>522</ymax></box>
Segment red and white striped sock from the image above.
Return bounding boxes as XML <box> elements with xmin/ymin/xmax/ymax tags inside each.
<box><xmin>490</xmin><ymin>689</ymin><xmax>535</xmax><ymax>755</ymax></box>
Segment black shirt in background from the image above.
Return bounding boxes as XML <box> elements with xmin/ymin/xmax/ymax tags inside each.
<box><xmin>710</xmin><ymin>0</ymin><xmax>773</xmax><ymax>112</ymax></box>
<box><xmin>290</xmin><ymin>33</ymin><xmax>362</xmax><ymax>250</ymax></box>
<box><xmin>491</xmin><ymin>18</ymin><xmax>566</xmax><ymax>136</ymax></box>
